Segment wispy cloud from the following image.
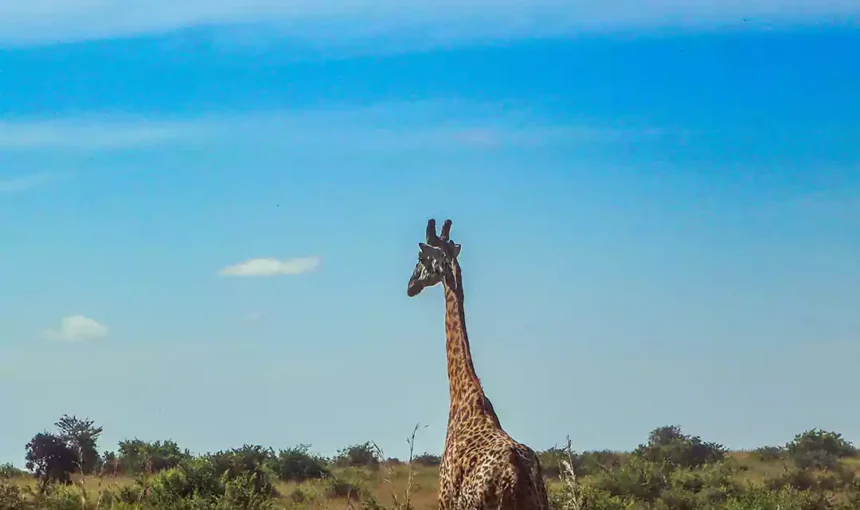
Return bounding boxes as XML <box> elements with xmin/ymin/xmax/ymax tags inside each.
<box><xmin>241</xmin><ymin>312</ymin><xmax>264</xmax><ymax>323</ymax></box>
<box><xmin>43</xmin><ymin>315</ymin><xmax>109</xmax><ymax>342</ymax></box>
<box><xmin>0</xmin><ymin>101</ymin><xmax>670</xmax><ymax>153</ymax></box>
<box><xmin>0</xmin><ymin>173</ymin><xmax>52</xmax><ymax>193</ymax></box>
<box><xmin>0</xmin><ymin>1</ymin><xmax>855</xmax><ymax>48</ymax></box>
<box><xmin>219</xmin><ymin>257</ymin><xmax>320</xmax><ymax>277</ymax></box>
<box><xmin>0</xmin><ymin>118</ymin><xmax>206</xmax><ymax>151</ymax></box>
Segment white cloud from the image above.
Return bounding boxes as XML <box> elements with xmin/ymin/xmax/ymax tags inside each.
<box><xmin>0</xmin><ymin>0</ymin><xmax>855</xmax><ymax>48</ymax></box>
<box><xmin>219</xmin><ymin>257</ymin><xmax>320</xmax><ymax>277</ymax></box>
<box><xmin>43</xmin><ymin>315</ymin><xmax>109</xmax><ymax>342</ymax></box>
<box><xmin>0</xmin><ymin>118</ymin><xmax>206</xmax><ymax>151</ymax></box>
<box><xmin>0</xmin><ymin>101</ymin><xmax>670</xmax><ymax>153</ymax></box>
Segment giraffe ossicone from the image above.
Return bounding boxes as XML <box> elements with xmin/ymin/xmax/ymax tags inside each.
<box><xmin>406</xmin><ymin>218</ymin><xmax>550</xmax><ymax>510</ymax></box>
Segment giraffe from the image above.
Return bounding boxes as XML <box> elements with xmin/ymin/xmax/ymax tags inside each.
<box><xmin>406</xmin><ymin>219</ymin><xmax>550</xmax><ymax>510</ymax></box>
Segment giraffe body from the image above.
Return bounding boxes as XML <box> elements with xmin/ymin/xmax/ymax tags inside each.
<box><xmin>407</xmin><ymin>219</ymin><xmax>550</xmax><ymax>510</ymax></box>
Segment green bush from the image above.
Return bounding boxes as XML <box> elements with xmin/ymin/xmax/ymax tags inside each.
<box><xmin>272</xmin><ymin>445</ymin><xmax>329</xmax><ymax>482</ymax></box>
<box><xmin>220</xmin><ymin>472</ymin><xmax>275</xmax><ymax>510</ymax></box>
<box><xmin>0</xmin><ymin>463</ymin><xmax>25</xmax><ymax>480</ymax></box>
<box><xmin>116</xmin><ymin>439</ymin><xmax>191</xmax><ymax>475</ymax></box>
<box><xmin>723</xmin><ymin>486</ymin><xmax>830</xmax><ymax>510</ymax></box>
<box><xmin>591</xmin><ymin>456</ymin><xmax>668</xmax><ymax>503</ymax></box>
<box><xmin>31</xmin><ymin>485</ymin><xmax>82</xmax><ymax>510</ymax></box>
<box><xmin>335</xmin><ymin>442</ymin><xmax>380</xmax><ymax>469</ymax></box>
<box><xmin>785</xmin><ymin>430</ymin><xmax>856</xmax><ymax>470</ymax></box>
<box><xmin>207</xmin><ymin>445</ymin><xmax>277</xmax><ymax>498</ymax></box>
<box><xmin>633</xmin><ymin>426</ymin><xmax>727</xmax><ymax>470</ymax></box>
<box><xmin>141</xmin><ymin>452</ymin><xmax>277</xmax><ymax>510</ymax></box>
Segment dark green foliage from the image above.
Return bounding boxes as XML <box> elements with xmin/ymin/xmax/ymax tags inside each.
<box><xmin>542</xmin><ymin>425</ymin><xmax>860</xmax><ymax>510</ymax></box>
<box><xmin>540</xmin><ymin>446</ymin><xmax>624</xmax><ymax>480</ymax></box>
<box><xmin>785</xmin><ymin>429</ymin><xmax>856</xmax><ymax>470</ymax></box>
<box><xmin>144</xmin><ymin>453</ymin><xmax>276</xmax><ymax>510</ymax></box>
<box><xmin>411</xmin><ymin>453</ymin><xmax>441</xmax><ymax>467</ymax></box>
<box><xmin>24</xmin><ymin>432</ymin><xmax>77</xmax><ymax>493</ymax></box>
<box><xmin>116</xmin><ymin>439</ymin><xmax>191</xmax><ymax>475</ymax></box>
<box><xmin>54</xmin><ymin>415</ymin><xmax>103</xmax><ymax>475</ymax></box>
<box><xmin>335</xmin><ymin>442</ymin><xmax>380</xmax><ymax>468</ymax></box>
<box><xmin>633</xmin><ymin>425</ymin><xmax>727</xmax><ymax>470</ymax></box>
<box><xmin>207</xmin><ymin>445</ymin><xmax>277</xmax><ymax>497</ymax></box>
<box><xmin>271</xmin><ymin>444</ymin><xmax>329</xmax><ymax>482</ymax></box>
<box><xmin>578</xmin><ymin>451</ymin><xmax>624</xmax><ymax>474</ymax></box>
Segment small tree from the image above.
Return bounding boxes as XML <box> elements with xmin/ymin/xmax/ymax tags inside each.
<box><xmin>117</xmin><ymin>439</ymin><xmax>190</xmax><ymax>475</ymax></box>
<box><xmin>272</xmin><ymin>445</ymin><xmax>329</xmax><ymax>482</ymax></box>
<box><xmin>634</xmin><ymin>425</ymin><xmax>726</xmax><ymax>470</ymax></box>
<box><xmin>785</xmin><ymin>429</ymin><xmax>856</xmax><ymax>470</ymax></box>
<box><xmin>335</xmin><ymin>442</ymin><xmax>380</xmax><ymax>468</ymax></box>
<box><xmin>209</xmin><ymin>445</ymin><xmax>277</xmax><ymax>497</ymax></box>
<box><xmin>24</xmin><ymin>432</ymin><xmax>77</xmax><ymax>493</ymax></box>
<box><xmin>412</xmin><ymin>452</ymin><xmax>442</xmax><ymax>467</ymax></box>
<box><xmin>54</xmin><ymin>414</ymin><xmax>103</xmax><ymax>474</ymax></box>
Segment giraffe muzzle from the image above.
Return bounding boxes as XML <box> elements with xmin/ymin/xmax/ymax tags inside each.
<box><xmin>407</xmin><ymin>280</ymin><xmax>421</xmax><ymax>297</ymax></box>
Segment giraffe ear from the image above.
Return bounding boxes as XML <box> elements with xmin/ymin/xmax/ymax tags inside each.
<box><xmin>451</xmin><ymin>243</ymin><xmax>461</xmax><ymax>258</ymax></box>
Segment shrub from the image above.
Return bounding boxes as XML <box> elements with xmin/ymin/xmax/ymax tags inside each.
<box><xmin>548</xmin><ymin>481</ymin><xmax>635</xmax><ymax>510</ymax></box>
<box><xmin>335</xmin><ymin>442</ymin><xmax>380</xmax><ymax>469</ymax></box>
<box><xmin>144</xmin><ymin>453</ymin><xmax>278</xmax><ymax>510</ymax></box>
<box><xmin>592</xmin><ymin>456</ymin><xmax>668</xmax><ymax>503</ymax></box>
<box><xmin>0</xmin><ymin>480</ymin><xmax>34</xmax><ymax>510</ymax></box>
<box><xmin>272</xmin><ymin>445</ymin><xmax>329</xmax><ymax>482</ymax></box>
<box><xmin>289</xmin><ymin>487</ymin><xmax>311</xmax><ymax>504</ymax></box>
<box><xmin>539</xmin><ymin>447</ymin><xmax>569</xmax><ymax>479</ymax></box>
<box><xmin>765</xmin><ymin>467</ymin><xmax>817</xmax><ymax>492</ymax></box>
<box><xmin>540</xmin><ymin>447</ymin><xmax>622</xmax><ymax>480</ymax></box>
<box><xmin>0</xmin><ymin>463</ymin><xmax>25</xmax><ymax>480</ymax></box>
<box><xmin>221</xmin><ymin>472</ymin><xmax>275</xmax><ymax>510</ymax></box>
<box><xmin>208</xmin><ymin>445</ymin><xmax>277</xmax><ymax>497</ymax></box>
<box><xmin>724</xmin><ymin>485</ymin><xmax>831</xmax><ymax>510</ymax></box>
<box><xmin>578</xmin><ymin>451</ymin><xmax>624</xmax><ymax>476</ymax></box>
<box><xmin>32</xmin><ymin>485</ymin><xmax>81</xmax><ymax>510</ymax></box>
<box><xmin>117</xmin><ymin>439</ymin><xmax>191</xmax><ymax>475</ymax></box>
<box><xmin>633</xmin><ymin>426</ymin><xmax>727</xmax><ymax>470</ymax></box>
<box><xmin>325</xmin><ymin>478</ymin><xmax>363</xmax><ymax>500</ymax></box>
<box><xmin>412</xmin><ymin>453</ymin><xmax>441</xmax><ymax>467</ymax></box>
<box><xmin>785</xmin><ymin>429</ymin><xmax>855</xmax><ymax>470</ymax></box>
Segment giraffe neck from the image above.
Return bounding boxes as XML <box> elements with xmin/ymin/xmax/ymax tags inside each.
<box><xmin>442</xmin><ymin>261</ymin><xmax>501</xmax><ymax>427</ymax></box>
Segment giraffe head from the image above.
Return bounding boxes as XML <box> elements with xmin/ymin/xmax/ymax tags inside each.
<box><xmin>407</xmin><ymin>219</ymin><xmax>462</xmax><ymax>297</ymax></box>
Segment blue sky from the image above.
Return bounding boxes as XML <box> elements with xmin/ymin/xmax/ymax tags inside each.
<box><xmin>1</xmin><ymin>2</ymin><xmax>859</xmax><ymax>466</ymax></box>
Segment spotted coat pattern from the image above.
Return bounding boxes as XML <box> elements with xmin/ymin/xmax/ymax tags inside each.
<box><xmin>407</xmin><ymin>220</ymin><xmax>550</xmax><ymax>510</ymax></box>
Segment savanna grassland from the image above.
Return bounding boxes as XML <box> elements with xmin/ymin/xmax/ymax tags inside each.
<box><xmin>2</xmin><ymin>416</ymin><xmax>859</xmax><ymax>510</ymax></box>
